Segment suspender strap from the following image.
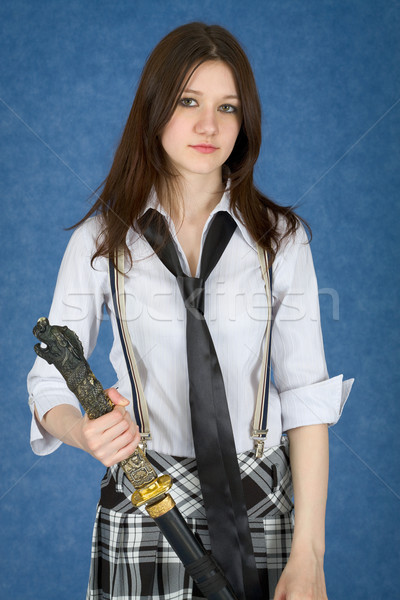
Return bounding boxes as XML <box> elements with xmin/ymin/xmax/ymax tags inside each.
<box><xmin>109</xmin><ymin>250</ymin><xmax>151</xmax><ymax>449</ymax></box>
<box><xmin>109</xmin><ymin>244</ymin><xmax>273</xmax><ymax>457</ymax></box>
<box><xmin>252</xmin><ymin>247</ymin><xmax>273</xmax><ymax>458</ymax></box>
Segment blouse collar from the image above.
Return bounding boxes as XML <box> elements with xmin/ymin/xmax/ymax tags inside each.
<box><xmin>139</xmin><ymin>185</ymin><xmax>258</xmax><ymax>254</ymax></box>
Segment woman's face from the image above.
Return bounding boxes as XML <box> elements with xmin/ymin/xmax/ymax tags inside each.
<box><xmin>161</xmin><ymin>61</ymin><xmax>242</xmax><ymax>183</ymax></box>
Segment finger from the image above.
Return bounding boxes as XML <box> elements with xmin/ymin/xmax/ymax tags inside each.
<box><xmin>96</xmin><ymin>430</ymin><xmax>140</xmax><ymax>467</ymax></box>
<box><xmin>100</xmin><ymin>419</ymin><xmax>138</xmax><ymax>450</ymax></box>
<box><xmin>104</xmin><ymin>427</ymin><xmax>141</xmax><ymax>466</ymax></box>
<box><xmin>83</xmin><ymin>408</ymin><xmax>126</xmax><ymax>439</ymax></box>
<box><xmin>100</xmin><ymin>417</ymin><xmax>131</xmax><ymax>444</ymax></box>
<box><xmin>122</xmin><ymin>410</ymin><xmax>135</xmax><ymax>426</ymax></box>
<box><xmin>113</xmin><ymin>427</ymin><xmax>139</xmax><ymax>450</ymax></box>
<box><xmin>103</xmin><ymin>417</ymin><xmax>138</xmax><ymax>446</ymax></box>
<box><xmin>106</xmin><ymin>387</ymin><xmax>130</xmax><ymax>407</ymax></box>
<box><xmin>88</xmin><ymin>423</ymin><xmax>138</xmax><ymax>462</ymax></box>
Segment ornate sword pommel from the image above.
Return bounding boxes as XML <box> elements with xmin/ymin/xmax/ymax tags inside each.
<box><xmin>33</xmin><ymin>317</ymin><xmax>114</xmax><ymax>419</ymax></box>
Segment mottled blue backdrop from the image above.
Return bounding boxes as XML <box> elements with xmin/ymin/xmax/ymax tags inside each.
<box><xmin>1</xmin><ymin>1</ymin><xmax>399</xmax><ymax>598</ymax></box>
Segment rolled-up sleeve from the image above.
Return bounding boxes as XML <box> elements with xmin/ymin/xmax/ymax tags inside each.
<box><xmin>27</xmin><ymin>219</ymin><xmax>108</xmax><ymax>455</ymax></box>
<box><xmin>271</xmin><ymin>223</ymin><xmax>353</xmax><ymax>432</ymax></box>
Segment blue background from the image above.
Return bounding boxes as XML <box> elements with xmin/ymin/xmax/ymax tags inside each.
<box><xmin>1</xmin><ymin>1</ymin><xmax>399</xmax><ymax>598</ymax></box>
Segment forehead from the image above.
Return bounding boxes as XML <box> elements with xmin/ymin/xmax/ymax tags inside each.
<box><xmin>184</xmin><ymin>61</ymin><xmax>239</xmax><ymax>97</ymax></box>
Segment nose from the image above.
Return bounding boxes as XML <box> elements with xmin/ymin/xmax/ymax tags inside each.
<box><xmin>194</xmin><ymin>107</ymin><xmax>218</xmax><ymax>136</ymax></box>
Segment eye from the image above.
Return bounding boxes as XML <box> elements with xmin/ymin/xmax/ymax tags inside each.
<box><xmin>179</xmin><ymin>97</ymin><xmax>197</xmax><ymax>107</ymax></box>
<box><xmin>219</xmin><ymin>104</ymin><xmax>238</xmax><ymax>113</ymax></box>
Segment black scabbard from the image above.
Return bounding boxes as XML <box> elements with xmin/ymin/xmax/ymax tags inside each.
<box><xmin>154</xmin><ymin>505</ymin><xmax>237</xmax><ymax>600</ymax></box>
<box><xmin>148</xmin><ymin>500</ymin><xmax>237</xmax><ymax>600</ymax></box>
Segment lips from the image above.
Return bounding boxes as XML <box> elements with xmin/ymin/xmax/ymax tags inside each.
<box><xmin>189</xmin><ymin>144</ymin><xmax>219</xmax><ymax>154</ymax></box>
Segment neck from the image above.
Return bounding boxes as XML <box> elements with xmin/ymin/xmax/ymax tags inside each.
<box><xmin>169</xmin><ymin>173</ymin><xmax>225</xmax><ymax>225</ymax></box>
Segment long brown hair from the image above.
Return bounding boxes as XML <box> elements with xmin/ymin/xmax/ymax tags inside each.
<box><xmin>75</xmin><ymin>22</ymin><xmax>309</xmax><ymax>267</ymax></box>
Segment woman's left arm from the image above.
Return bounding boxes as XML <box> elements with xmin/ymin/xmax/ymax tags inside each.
<box><xmin>270</xmin><ymin>222</ymin><xmax>353</xmax><ymax>598</ymax></box>
<box><xmin>274</xmin><ymin>423</ymin><xmax>329</xmax><ymax>600</ymax></box>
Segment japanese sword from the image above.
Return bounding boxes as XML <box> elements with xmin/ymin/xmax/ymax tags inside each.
<box><xmin>33</xmin><ymin>317</ymin><xmax>238</xmax><ymax>600</ymax></box>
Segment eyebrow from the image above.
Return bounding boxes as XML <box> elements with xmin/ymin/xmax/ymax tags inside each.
<box><xmin>183</xmin><ymin>88</ymin><xmax>240</xmax><ymax>101</ymax></box>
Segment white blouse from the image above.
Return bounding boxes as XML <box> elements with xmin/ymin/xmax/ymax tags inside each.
<box><xmin>27</xmin><ymin>190</ymin><xmax>353</xmax><ymax>457</ymax></box>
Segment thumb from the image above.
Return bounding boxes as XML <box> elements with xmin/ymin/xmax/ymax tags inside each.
<box><xmin>105</xmin><ymin>387</ymin><xmax>130</xmax><ymax>407</ymax></box>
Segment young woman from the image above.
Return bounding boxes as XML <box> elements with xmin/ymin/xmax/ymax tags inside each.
<box><xmin>28</xmin><ymin>22</ymin><xmax>352</xmax><ymax>600</ymax></box>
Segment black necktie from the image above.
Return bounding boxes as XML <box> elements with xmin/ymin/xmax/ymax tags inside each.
<box><xmin>139</xmin><ymin>209</ymin><xmax>264</xmax><ymax>600</ymax></box>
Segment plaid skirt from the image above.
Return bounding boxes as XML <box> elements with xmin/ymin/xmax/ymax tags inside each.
<box><xmin>87</xmin><ymin>439</ymin><xmax>293</xmax><ymax>600</ymax></box>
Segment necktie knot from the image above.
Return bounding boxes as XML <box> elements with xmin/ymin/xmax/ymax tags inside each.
<box><xmin>177</xmin><ymin>276</ymin><xmax>205</xmax><ymax>315</ymax></box>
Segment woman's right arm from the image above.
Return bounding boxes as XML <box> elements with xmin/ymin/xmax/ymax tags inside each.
<box><xmin>36</xmin><ymin>388</ymin><xmax>141</xmax><ymax>467</ymax></box>
<box><xmin>28</xmin><ymin>221</ymin><xmax>105</xmax><ymax>455</ymax></box>
<box><xmin>28</xmin><ymin>220</ymin><xmax>140</xmax><ymax>461</ymax></box>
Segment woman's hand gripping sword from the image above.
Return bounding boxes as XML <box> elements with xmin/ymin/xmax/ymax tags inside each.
<box><xmin>33</xmin><ymin>317</ymin><xmax>238</xmax><ymax>600</ymax></box>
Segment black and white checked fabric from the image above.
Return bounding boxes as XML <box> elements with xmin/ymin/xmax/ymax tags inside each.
<box><xmin>87</xmin><ymin>440</ymin><xmax>293</xmax><ymax>599</ymax></box>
